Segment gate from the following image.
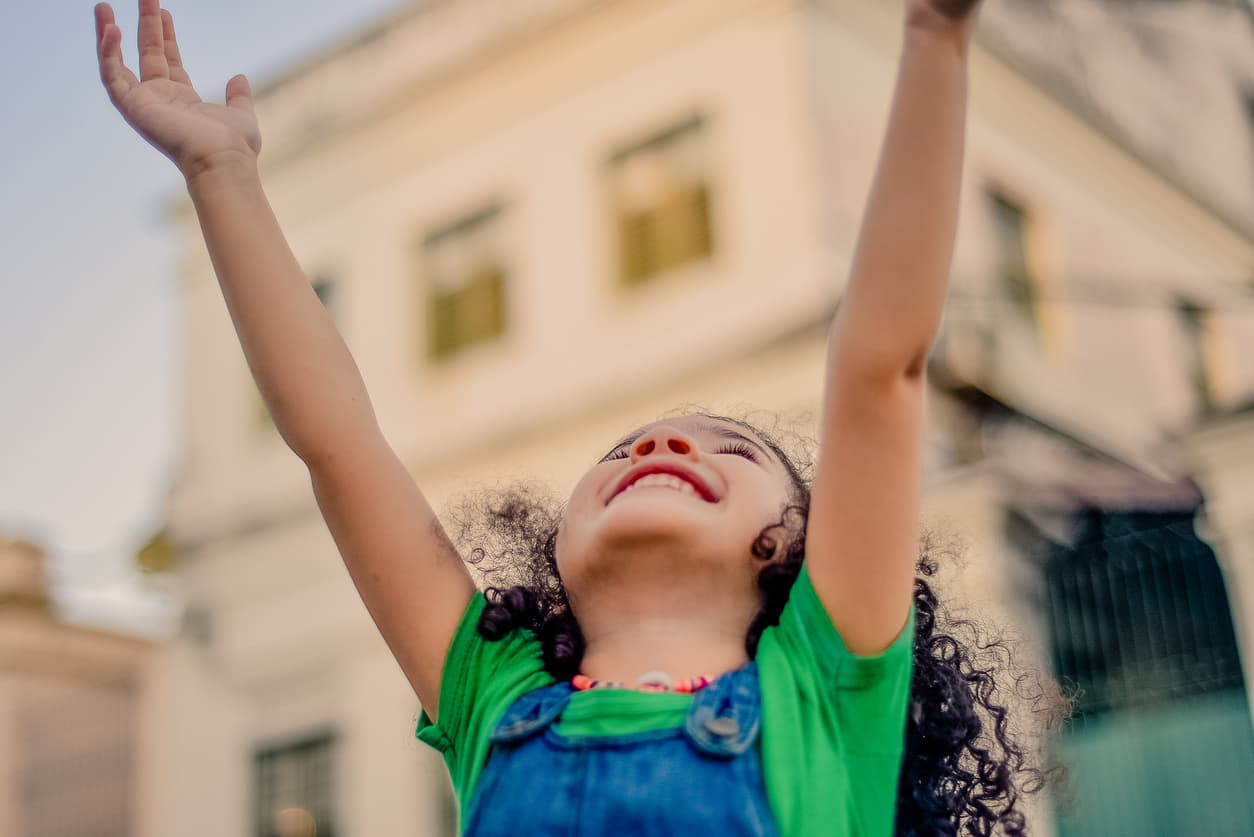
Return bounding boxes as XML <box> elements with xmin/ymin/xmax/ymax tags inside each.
<box><xmin>1039</xmin><ymin>508</ymin><xmax>1254</xmax><ymax>837</ymax></box>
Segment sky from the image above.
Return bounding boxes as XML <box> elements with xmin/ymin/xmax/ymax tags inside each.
<box><xmin>0</xmin><ymin>0</ymin><xmax>413</xmax><ymax>636</ymax></box>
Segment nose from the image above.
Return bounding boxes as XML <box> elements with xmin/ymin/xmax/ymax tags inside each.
<box><xmin>630</xmin><ymin>425</ymin><xmax>701</xmax><ymax>463</ymax></box>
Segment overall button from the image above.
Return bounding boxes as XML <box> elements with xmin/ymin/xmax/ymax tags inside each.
<box><xmin>703</xmin><ymin>716</ymin><xmax>741</xmax><ymax>737</ymax></box>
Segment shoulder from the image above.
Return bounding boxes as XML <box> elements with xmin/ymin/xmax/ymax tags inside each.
<box><xmin>759</xmin><ymin>566</ymin><xmax>914</xmax><ymax>691</ymax></box>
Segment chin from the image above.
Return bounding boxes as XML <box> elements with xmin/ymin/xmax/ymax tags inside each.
<box><xmin>598</xmin><ymin>495</ymin><xmax>717</xmax><ymax>539</ymax></box>
<box><xmin>597</xmin><ymin>516</ymin><xmax>705</xmax><ymax>550</ymax></box>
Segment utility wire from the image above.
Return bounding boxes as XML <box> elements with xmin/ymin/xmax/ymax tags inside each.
<box><xmin>946</xmin><ymin>290</ymin><xmax>1254</xmax><ymax>311</ymax></box>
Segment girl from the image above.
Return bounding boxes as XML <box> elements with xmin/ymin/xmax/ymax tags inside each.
<box><xmin>95</xmin><ymin>0</ymin><xmax>1061</xmax><ymax>834</ymax></box>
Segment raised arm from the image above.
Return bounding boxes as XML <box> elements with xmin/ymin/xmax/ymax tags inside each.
<box><xmin>804</xmin><ymin>0</ymin><xmax>981</xmax><ymax>654</ymax></box>
<box><xmin>95</xmin><ymin>1</ymin><xmax>474</xmax><ymax>716</ymax></box>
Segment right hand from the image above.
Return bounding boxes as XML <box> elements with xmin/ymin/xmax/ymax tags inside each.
<box><xmin>907</xmin><ymin>0</ymin><xmax>984</xmax><ymax>41</ymax></box>
<box><xmin>95</xmin><ymin>1</ymin><xmax>262</xmax><ymax>178</ymax></box>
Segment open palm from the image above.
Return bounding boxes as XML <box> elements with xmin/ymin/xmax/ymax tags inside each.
<box><xmin>95</xmin><ymin>0</ymin><xmax>261</xmax><ymax>176</ymax></box>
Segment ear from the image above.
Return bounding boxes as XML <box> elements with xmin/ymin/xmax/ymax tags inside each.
<box><xmin>752</xmin><ymin>509</ymin><xmax>805</xmax><ymax>563</ymax></box>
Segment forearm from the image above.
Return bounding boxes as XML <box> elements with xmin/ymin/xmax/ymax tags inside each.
<box><xmin>831</xmin><ymin>23</ymin><xmax>971</xmax><ymax>379</ymax></box>
<box><xmin>187</xmin><ymin>157</ymin><xmax>377</xmax><ymax>462</ymax></box>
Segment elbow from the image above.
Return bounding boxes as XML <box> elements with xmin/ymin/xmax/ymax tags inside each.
<box><xmin>829</xmin><ymin>327</ymin><xmax>935</xmax><ymax>385</ymax></box>
<box><xmin>287</xmin><ymin>420</ymin><xmax>380</xmax><ymax>474</ymax></box>
<box><xmin>903</xmin><ymin>344</ymin><xmax>932</xmax><ymax>380</ymax></box>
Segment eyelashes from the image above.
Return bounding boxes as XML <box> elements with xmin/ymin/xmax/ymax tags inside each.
<box><xmin>600</xmin><ymin>446</ymin><xmax>630</xmax><ymax>463</ymax></box>
<box><xmin>600</xmin><ymin>442</ymin><xmax>759</xmax><ymax>463</ymax></box>
<box><xmin>716</xmin><ymin>443</ymin><xmax>760</xmax><ymax>462</ymax></box>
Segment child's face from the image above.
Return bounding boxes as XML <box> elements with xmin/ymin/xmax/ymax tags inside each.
<box><xmin>556</xmin><ymin>415</ymin><xmax>798</xmax><ymax>608</ymax></box>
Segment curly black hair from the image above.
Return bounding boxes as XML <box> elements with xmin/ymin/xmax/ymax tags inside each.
<box><xmin>446</xmin><ymin>412</ymin><xmax>1069</xmax><ymax>836</ymax></box>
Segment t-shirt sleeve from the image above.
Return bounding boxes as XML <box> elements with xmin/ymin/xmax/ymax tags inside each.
<box><xmin>770</xmin><ymin>566</ymin><xmax>914</xmax><ymax>754</ymax></box>
<box><xmin>756</xmin><ymin>567</ymin><xmax>914</xmax><ymax>835</ymax></box>
<box><xmin>415</xmin><ymin>593</ymin><xmax>554</xmax><ymax>805</ymax></box>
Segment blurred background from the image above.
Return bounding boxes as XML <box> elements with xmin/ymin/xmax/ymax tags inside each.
<box><xmin>2</xmin><ymin>0</ymin><xmax>1253</xmax><ymax>834</ymax></box>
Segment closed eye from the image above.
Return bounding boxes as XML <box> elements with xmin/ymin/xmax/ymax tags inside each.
<box><xmin>601</xmin><ymin>441</ymin><xmax>758</xmax><ymax>464</ymax></box>
<box><xmin>715</xmin><ymin>443</ymin><xmax>759</xmax><ymax>462</ymax></box>
<box><xmin>600</xmin><ymin>444</ymin><xmax>631</xmax><ymax>463</ymax></box>
<box><xmin>598</xmin><ymin>429</ymin><xmax>768</xmax><ymax>465</ymax></box>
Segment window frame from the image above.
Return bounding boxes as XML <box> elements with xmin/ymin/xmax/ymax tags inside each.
<box><xmin>604</xmin><ymin>113</ymin><xmax>716</xmax><ymax>289</ymax></box>
<box><xmin>252</xmin><ymin>728</ymin><xmax>339</xmax><ymax>837</ymax></box>
<box><xmin>983</xmin><ymin>185</ymin><xmax>1062</xmax><ymax>354</ymax></box>
<box><xmin>417</xmin><ymin>203</ymin><xmax>510</xmax><ymax>365</ymax></box>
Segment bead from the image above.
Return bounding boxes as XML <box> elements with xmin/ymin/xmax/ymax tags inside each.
<box><xmin>570</xmin><ymin>671</ymin><xmax>713</xmax><ymax>693</ymax></box>
<box><xmin>635</xmin><ymin>671</ymin><xmax>675</xmax><ymax>690</ymax></box>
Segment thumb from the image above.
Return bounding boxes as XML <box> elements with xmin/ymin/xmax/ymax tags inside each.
<box><xmin>225</xmin><ymin>74</ymin><xmax>254</xmax><ymax>114</ymax></box>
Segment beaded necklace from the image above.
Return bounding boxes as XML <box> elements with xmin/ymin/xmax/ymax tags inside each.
<box><xmin>571</xmin><ymin>670</ymin><xmax>713</xmax><ymax>694</ymax></box>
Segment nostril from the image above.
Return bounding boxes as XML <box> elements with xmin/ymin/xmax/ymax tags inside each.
<box><xmin>636</xmin><ymin>440</ymin><xmax>655</xmax><ymax>456</ymax></box>
<box><xmin>667</xmin><ymin>439</ymin><xmax>690</xmax><ymax>455</ymax></box>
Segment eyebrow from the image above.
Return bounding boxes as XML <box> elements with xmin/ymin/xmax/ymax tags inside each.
<box><xmin>599</xmin><ymin>422</ymin><xmax>774</xmax><ymax>464</ymax></box>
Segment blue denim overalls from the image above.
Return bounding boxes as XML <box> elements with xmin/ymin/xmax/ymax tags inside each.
<box><xmin>462</xmin><ymin>662</ymin><xmax>780</xmax><ymax>836</ymax></box>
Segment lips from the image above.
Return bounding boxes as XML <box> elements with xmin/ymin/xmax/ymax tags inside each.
<box><xmin>609</xmin><ymin>464</ymin><xmax>719</xmax><ymax>504</ymax></box>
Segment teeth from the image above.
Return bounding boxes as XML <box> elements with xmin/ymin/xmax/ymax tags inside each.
<box><xmin>623</xmin><ymin>474</ymin><xmax>699</xmax><ymax>496</ymax></box>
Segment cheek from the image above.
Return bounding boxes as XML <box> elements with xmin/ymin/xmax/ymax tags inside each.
<box><xmin>558</xmin><ymin>468</ymin><xmax>611</xmax><ymax>544</ymax></box>
<box><xmin>554</xmin><ymin>515</ymin><xmax>598</xmax><ymax>609</ymax></box>
<box><xmin>735</xmin><ymin>471</ymin><xmax>791</xmax><ymax>516</ymax></box>
<box><xmin>736</xmin><ymin>483</ymin><xmax>796</xmax><ymax>545</ymax></box>
<box><xmin>567</xmin><ymin>467</ymin><xmax>606</xmax><ymax>511</ymax></box>
<box><xmin>554</xmin><ymin>491</ymin><xmax>592</xmax><ymax>581</ymax></box>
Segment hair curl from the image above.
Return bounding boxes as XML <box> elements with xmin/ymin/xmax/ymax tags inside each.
<box><xmin>447</xmin><ymin>412</ymin><xmax>1068</xmax><ymax>836</ymax></box>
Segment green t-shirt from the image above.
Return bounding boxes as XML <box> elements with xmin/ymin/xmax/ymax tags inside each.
<box><xmin>417</xmin><ymin>567</ymin><xmax>914</xmax><ymax>836</ymax></box>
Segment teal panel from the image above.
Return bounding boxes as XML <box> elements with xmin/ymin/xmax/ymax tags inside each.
<box><xmin>1055</xmin><ymin>689</ymin><xmax>1254</xmax><ymax>837</ymax></box>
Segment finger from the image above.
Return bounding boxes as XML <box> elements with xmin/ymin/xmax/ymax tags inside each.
<box><xmin>96</xmin><ymin>5</ymin><xmax>140</xmax><ymax>103</ymax></box>
<box><xmin>94</xmin><ymin>2</ymin><xmax>113</xmax><ymax>46</ymax></box>
<box><xmin>137</xmin><ymin>0</ymin><xmax>170</xmax><ymax>81</ymax></box>
<box><xmin>225</xmin><ymin>74</ymin><xmax>255</xmax><ymax>115</ymax></box>
<box><xmin>160</xmin><ymin>9</ymin><xmax>193</xmax><ymax>86</ymax></box>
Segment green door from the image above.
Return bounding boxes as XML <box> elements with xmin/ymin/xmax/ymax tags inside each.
<box><xmin>1030</xmin><ymin>508</ymin><xmax>1254</xmax><ymax>837</ymax></box>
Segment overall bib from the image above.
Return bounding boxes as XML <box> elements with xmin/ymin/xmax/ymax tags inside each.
<box><xmin>463</xmin><ymin>662</ymin><xmax>780</xmax><ymax>836</ymax></box>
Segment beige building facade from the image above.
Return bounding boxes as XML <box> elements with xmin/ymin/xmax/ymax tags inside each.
<box><xmin>145</xmin><ymin>1</ymin><xmax>1254</xmax><ymax>835</ymax></box>
<box><xmin>0</xmin><ymin>538</ymin><xmax>150</xmax><ymax>836</ymax></box>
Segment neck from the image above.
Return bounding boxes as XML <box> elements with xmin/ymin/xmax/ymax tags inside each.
<box><xmin>566</xmin><ymin>541</ymin><xmax>760</xmax><ymax>684</ymax></box>
<box><xmin>577</xmin><ymin>612</ymin><xmax>751</xmax><ymax>685</ymax></box>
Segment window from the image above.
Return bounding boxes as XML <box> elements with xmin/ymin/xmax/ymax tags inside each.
<box><xmin>1174</xmin><ymin>297</ymin><xmax>1222</xmax><ymax>414</ymax></box>
<box><xmin>254</xmin><ymin>732</ymin><xmax>338</xmax><ymax>837</ymax></box>
<box><xmin>420</xmin><ymin>206</ymin><xmax>508</xmax><ymax>362</ymax></box>
<box><xmin>607</xmin><ymin>116</ymin><xmax>714</xmax><ymax>286</ymax></box>
<box><xmin>987</xmin><ymin>190</ymin><xmax>1067</xmax><ymax>354</ymax></box>
<box><xmin>989</xmin><ymin>193</ymin><xmax>1038</xmax><ymax>317</ymax></box>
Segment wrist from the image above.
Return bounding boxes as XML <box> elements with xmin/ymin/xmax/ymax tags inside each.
<box><xmin>182</xmin><ymin>149</ymin><xmax>260</xmax><ymax>192</ymax></box>
<box><xmin>905</xmin><ymin>4</ymin><xmax>978</xmax><ymax>52</ymax></box>
<box><xmin>904</xmin><ymin>13</ymin><xmax>975</xmax><ymax>57</ymax></box>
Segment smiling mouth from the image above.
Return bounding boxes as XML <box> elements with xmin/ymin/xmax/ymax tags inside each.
<box><xmin>612</xmin><ymin>473</ymin><xmax>713</xmax><ymax>503</ymax></box>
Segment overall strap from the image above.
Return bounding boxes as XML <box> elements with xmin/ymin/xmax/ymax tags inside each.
<box><xmin>684</xmin><ymin>662</ymin><xmax>762</xmax><ymax>757</ymax></box>
<box><xmin>489</xmin><ymin>682</ymin><xmax>574</xmax><ymax>744</ymax></box>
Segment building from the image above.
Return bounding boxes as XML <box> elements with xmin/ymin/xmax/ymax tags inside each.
<box><xmin>0</xmin><ymin>538</ymin><xmax>151</xmax><ymax>836</ymax></box>
<box><xmin>144</xmin><ymin>1</ymin><xmax>1254</xmax><ymax>835</ymax></box>
<box><xmin>927</xmin><ymin>3</ymin><xmax>1254</xmax><ymax>833</ymax></box>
